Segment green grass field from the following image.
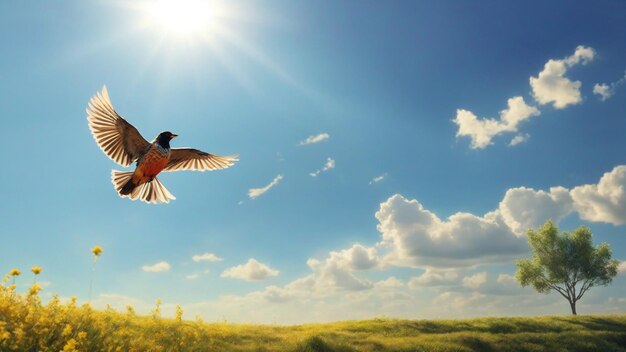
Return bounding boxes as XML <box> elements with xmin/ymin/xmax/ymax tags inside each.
<box><xmin>2</xmin><ymin>283</ymin><xmax>626</xmax><ymax>352</ymax></box>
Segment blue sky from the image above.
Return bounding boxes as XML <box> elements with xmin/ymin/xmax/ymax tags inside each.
<box><xmin>1</xmin><ymin>0</ymin><xmax>626</xmax><ymax>323</ymax></box>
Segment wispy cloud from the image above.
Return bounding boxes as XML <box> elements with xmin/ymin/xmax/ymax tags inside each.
<box><xmin>369</xmin><ymin>174</ymin><xmax>387</xmax><ymax>185</ymax></box>
<box><xmin>221</xmin><ymin>258</ymin><xmax>279</xmax><ymax>281</ymax></box>
<box><xmin>248</xmin><ymin>175</ymin><xmax>283</xmax><ymax>199</ymax></box>
<box><xmin>186</xmin><ymin>269</ymin><xmax>210</xmax><ymax>280</ymax></box>
<box><xmin>594</xmin><ymin>70</ymin><xmax>626</xmax><ymax>101</ymax></box>
<box><xmin>192</xmin><ymin>252</ymin><xmax>223</xmax><ymax>262</ymax></box>
<box><xmin>298</xmin><ymin>133</ymin><xmax>330</xmax><ymax>146</ymax></box>
<box><xmin>509</xmin><ymin>133</ymin><xmax>530</xmax><ymax>146</ymax></box>
<box><xmin>309</xmin><ymin>158</ymin><xmax>335</xmax><ymax>177</ymax></box>
<box><xmin>142</xmin><ymin>261</ymin><xmax>171</xmax><ymax>273</ymax></box>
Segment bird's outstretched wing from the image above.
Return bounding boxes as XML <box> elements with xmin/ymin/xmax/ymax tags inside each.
<box><xmin>86</xmin><ymin>85</ymin><xmax>150</xmax><ymax>167</ymax></box>
<box><xmin>163</xmin><ymin>148</ymin><xmax>239</xmax><ymax>172</ymax></box>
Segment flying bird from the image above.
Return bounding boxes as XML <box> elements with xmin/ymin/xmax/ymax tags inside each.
<box><xmin>86</xmin><ymin>85</ymin><xmax>238</xmax><ymax>204</ymax></box>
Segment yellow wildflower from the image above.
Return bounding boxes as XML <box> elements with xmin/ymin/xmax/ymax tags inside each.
<box><xmin>91</xmin><ymin>245</ymin><xmax>103</xmax><ymax>256</ymax></box>
<box><xmin>31</xmin><ymin>266</ymin><xmax>42</xmax><ymax>275</ymax></box>
<box><xmin>28</xmin><ymin>283</ymin><xmax>42</xmax><ymax>296</ymax></box>
<box><xmin>9</xmin><ymin>268</ymin><xmax>21</xmax><ymax>276</ymax></box>
<box><xmin>175</xmin><ymin>305</ymin><xmax>183</xmax><ymax>322</ymax></box>
<box><xmin>62</xmin><ymin>324</ymin><xmax>73</xmax><ymax>337</ymax></box>
<box><xmin>62</xmin><ymin>338</ymin><xmax>78</xmax><ymax>352</ymax></box>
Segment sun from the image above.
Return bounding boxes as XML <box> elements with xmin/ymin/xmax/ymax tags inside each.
<box><xmin>148</xmin><ymin>0</ymin><xmax>214</xmax><ymax>36</ymax></box>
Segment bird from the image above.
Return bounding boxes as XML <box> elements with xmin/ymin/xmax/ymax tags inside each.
<box><xmin>86</xmin><ymin>85</ymin><xmax>239</xmax><ymax>204</ymax></box>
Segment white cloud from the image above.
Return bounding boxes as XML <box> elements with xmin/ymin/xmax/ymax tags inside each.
<box><xmin>248</xmin><ymin>175</ymin><xmax>283</xmax><ymax>199</ymax></box>
<box><xmin>192</xmin><ymin>252</ymin><xmax>223</xmax><ymax>262</ymax></box>
<box><xmin>186</xmin><ymin>274</ymin><xmax>199</xmax><ymax>280</ymax></box>
<box><xmin>499</xmin><ymin>186</ymin><xmax>574</xmax><ymax>235</ymax></box>
<box><xmin>530</xmin><ymin>46</ymin><xmax>595</xmax><ymax>109</ymax></box>
<box><xmin>326</xmin><ymin>244</ymin><xmax>380</xmax><ymax>271</ymax></box>
<box><xmin>303</xmin><ymin>249</ymin><xmax>374</xmax><ymax>293</ymax></box>
<box><xmin>618</xmin><ymin>261</ymin><xmax>626</xmax><ymax>274</ymax></box>
<box><xmin>593</xmin><ymin>83</ymin><xmax>613</xmax><ymax>101</ymax></box>
<box><xmin>310</xmin><ymin>157</ymin><xmax>335</xmax><ymax>177</ymax></box>
<box><xmin>594</xmin><ymin>70</ymin><xmax>626</xmax><ymax>101</ymax></box>
<box><xmin>454</xmin><ymin>96</ymin><xmax>540</xmax><ymax>149</ymax></box>
<box><xmin>462</xmin><ymin>272</ymin><xmax>488</xmax><ymax>290</ymax></box>
<box><xmin>374</xmin><ymin>277</ymin><xmax>404</xmax><ymax>289</ymax></box>
<box><xmin>571</xmin><ymin>166</ymin><xmax>626</xmax><ymax>225</ymax></box>
<box><xmin>369</xmin><ymin>174</ymin><xmax>387</xmax><ymax>185</ymax></box>
<box><xmin>221</xmin><ymin>258</ymin><xmax>279</xmax><ymax>281</ymax></box>
<box><xmin>372</xmin><ymin>165</ymin><xmax>626</xmax><ymax>269</ymax></box>
<box><xmin>299</xmin><ymin>133</ymin><xmax>330</xmax><ymax>146</ymax></box>
<box><xmin>376</xmin><ymin>194</ymin><xmax>528</xmax><ymax>268</ymax></box>
<box><xmin>433</xmin><ymin>291</ymin><xmax>488</xmax><ymax>310</ymax></box>
<box><xmin>509</xmin><ymin>133</ymin><xmax>530</xmax><ymax>146</ymax></box>
<box><xmin>408</xmin><ymin>268</ymin><xmax>460</xmax><ymax>288</ymax></box>
<box><xmin>497</xmin><ymin>274</ymin><xmax>517</xmax><ymax>285</ymax></box>
<box><xmin>142</xmin><ymin>261</ymin><xmax>171</xmax><ymax>273</ymax></box>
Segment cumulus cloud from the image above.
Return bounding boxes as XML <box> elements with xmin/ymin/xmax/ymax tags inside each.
<box><xmin>142</xmin><ymin>261</ymin><xmax>171</xmax><ymax>273</ymax></box>
<box><xmin>266</xmin><ymin>245</ymin><xmax>379</xmax><ymax>297</ymax></box>
<box><xmin>375</xmin><ymin>277</ymin><xmax>404</xmax><ymax>289</ymax></box>
<box><xmin>326</xmin><ymin>244</ymin><xmax>380</xmax><ymax>271</ymax></box>
<box><xmin>376</xmin><ymin>194</ymin><xmax>528</xmax><ymax>268</ymax></box>
<box><xmin>221</xmin><ymin>258</ymin><xmax>279</xmax><ymax>281</ymax></box>
<box><xmin>186</xmin><ymin>274</ymin><xmax>199</xmax><ymax>280</ymax></box>
<box><xmin>192</xmin><ymin>252</ymin><xmax>223</xmax><ymax>262</ymax></box>
<box><xmin>594</xmin><ymin>70</ymin><xmax>626</xmax><ymax>101</ymax></box>
<box><xmin>432</xmin><ymin>291</ymin><xmax>489</xmax><ymax>310</ymax></box>
<box><xmin>499</xmin><ymin>186</ymin><xmax>574</xmax><ymax>235</ymax></box>
<box><xmin>593</xmin><ymin>83</ymin><xmax>612</xmax><ymax>101</ymax></box>
<box><xmin>497</xmin><ymin>274</ymin><xmax>517</xmax><ymax>285</ymax></box>
<box><xmin>408</xmin><ymin>268</ymin><xmax>461</xmax><ymax>288</ymax></box>
<box><xmin>310</xmin><ymin>157</ymin><xmax>335</xmax><ymax>177</ymax></box>
<box><xmin>454</xmin><ymin>96</ymin><xmax>540</xmax><ymax>149</ymax></box>
<box><xmin>299</xmin><ymin>133</ymin><xmax>330</xmax><ymax>146</ymax></box>
<box><xmin>618</xmin><ymin>261</ymin><xmax>626</xmax><ymax>274</ymax></box>
<box><xmin>369</xmin><ymin>174</ymin><xmax>387</xmax><ymax>185</ymax></box>
<box><xmin>571</xmin><ymin>166</ymin><xmax>626</xmax><ymax>225</ymax></box>
<box><xmin>248</xmin><ymin>175</ymin><xmax>283</xmax><ymax>199</ymax></box>
<box><xmin>462</xmin><ymin>272</ymin><xmax>488</xmax><ymax>290</ymax></box>
<box><xmin>530</xmin><ymin>46</ymin><xmax>595</xmax><ymax>109</ymax></box>
<box><xmin>302</xmin><ymin>249</ymin><xmax>375</xmax><ymax>293</ymax></box>
<box><xmin>509</xmin><ymin>133</ymin><xmax>529</xmax><ymax>146</ymax></box>
<box><xmin>373</xmin><ymin>164</ymin><xmax>626</xmax><ymax>269</ymax></box>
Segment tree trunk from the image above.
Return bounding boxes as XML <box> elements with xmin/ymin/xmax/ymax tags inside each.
<box><xmin>570</xmin><ymin>301</ymin><xmax>577</xmax><ymax>315</ymax></box>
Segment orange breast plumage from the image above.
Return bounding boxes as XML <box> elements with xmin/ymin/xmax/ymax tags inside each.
<box><xmin>137</xmin><ymin>146</ymin><xmax>170</xmax><ymax>178</ymax></box>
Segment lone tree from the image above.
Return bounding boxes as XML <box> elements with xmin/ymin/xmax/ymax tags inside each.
<box><xmin>515</xmin><ymin>220</ymin><xmax>619</xmax><ymax>315</ymax></box>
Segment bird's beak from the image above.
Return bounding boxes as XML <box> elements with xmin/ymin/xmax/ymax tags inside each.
<box><xmin>171</xmin><ymin>134</ymin><xmax>178</xmax><ymax>139</ymax></box>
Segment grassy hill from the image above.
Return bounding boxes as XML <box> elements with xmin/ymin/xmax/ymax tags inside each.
<box><xmin>1</xmin><ymin>283</ymin><xmax>625</xmax><ymax>352</ymax></box>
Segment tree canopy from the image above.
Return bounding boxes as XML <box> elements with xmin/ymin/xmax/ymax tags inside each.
<box><xmin>515</xmin><ymin>220</ymin><xmax>619</xmax><ymax>315</ymax></box>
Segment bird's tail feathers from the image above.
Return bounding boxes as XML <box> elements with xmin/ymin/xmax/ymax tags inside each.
<box><xmin>111</xmin><ymin>170</ymin><xmax>176</xmax><ymax>204</ymax></box>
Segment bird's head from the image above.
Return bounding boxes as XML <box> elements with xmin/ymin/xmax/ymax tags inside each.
<box><xmin>156</xmin><ymin>131</ymin><xmax>177</xmax><ymax>148</ymax></box>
